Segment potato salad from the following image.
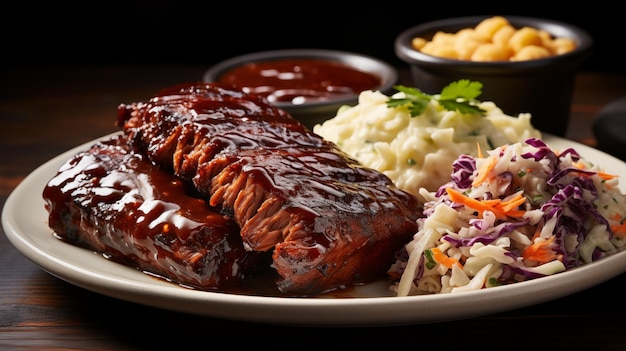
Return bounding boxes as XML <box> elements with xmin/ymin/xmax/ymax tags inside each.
<box><xmin>313</xmin><ymin>82</ymin><xmax>541</xmax><ymax>201</ymax></box>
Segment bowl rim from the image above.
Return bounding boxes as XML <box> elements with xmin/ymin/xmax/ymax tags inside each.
<box><xmin>202</xmin><ymin>48</ymin><xmax>398</xmax><ymax>109</ymax></box>
<box><xmin>395</xmin><ymin>15</ymin><xmax>594</xmax><ymax>72</ymax></box>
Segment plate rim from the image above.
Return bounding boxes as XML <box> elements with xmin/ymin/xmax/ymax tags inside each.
<box><xmin>3</xmin><ymin>132</ymin><xmax>626</xmax><ymax>326</ymax></box>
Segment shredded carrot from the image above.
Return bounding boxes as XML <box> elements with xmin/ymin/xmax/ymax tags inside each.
<box><xmin>476</xmin><ymin>142</ymin><xmax>484</xmax><ymax>158</ymax></box>
<box><xmin>610</xmin><ymin>214</ymin><xmax>626</xmax><ymax>237</ymax></box>
<box><xmin>522</xmin><ymin>235</ymin><xmax>559</xmax><ymax>263</ymax></box>
<box><xmin>530</xmin><ymin>229</ymin><xmax>541</xmax><ymax>241</ymax></box>
<box><xmin>430</xmin><ymin>247</ymin><xmax>463</xmax><ymax>269</ymax></box>
<box><xmin>596</xmin><ymin>171</ymin><xmax>618</xmax><ymax>181</ymax></box>
<box><xmin>572</xmin><ymin>161</ymin><xmax>618</xmax><ymax>181</ymax></box>
<box><xmin>446</xmin><ymin>188</ymin><xmax>526</xmax><ymax>219</ymax></box>
<box><xmin>471</xmin><ymin>155</ymin><xmax>498</xmax><ymax>187</ymax></box>
<box><xmin>500</xmin><ymin>194</ymin><xmax>526</xmax><ymax>213</ymax></box>
<box><xmin>572</xmin><ymin>161</ymin><xmax>584</xmax><ymax>169</ymax></box>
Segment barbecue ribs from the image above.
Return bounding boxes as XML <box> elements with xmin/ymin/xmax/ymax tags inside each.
<box><xmin>43</xmin><ymin>134</ymin><xmax>271</xmax><ymax>291</ymax></box>
<box><xmin>115</xmin><ymin>82</ymin><xmax>422</xmax><ymax>295</ymax></box>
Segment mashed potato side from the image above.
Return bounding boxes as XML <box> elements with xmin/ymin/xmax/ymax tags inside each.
<box><xmin>313</xmin><ymin>90</ymin><xmax>541</xmax><ymax>201</ymax></box>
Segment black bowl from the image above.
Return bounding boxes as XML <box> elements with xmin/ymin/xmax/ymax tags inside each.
<box><xmin>395</xmin><ymin>16</ymin><xmax>594</xmax><ymax>136</ymax></box>
<box><xmin>593</xmin><ymin>97</ymin><xmax>626</xmax><ymax>161</ymax></box>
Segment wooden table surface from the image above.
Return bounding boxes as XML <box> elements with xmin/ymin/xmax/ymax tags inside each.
<box><xmin>1</xmin><ymin>65</ymin><xmax>626</xmax><ymax>349</ymax></box>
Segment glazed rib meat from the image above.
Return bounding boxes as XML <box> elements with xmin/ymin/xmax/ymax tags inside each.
<box><xmin>42</xmin><ymin>134</ymin><xmax>270</xmax><ymax>291</ymax></box>
<box><xmin>117</xmin><ymin>82</ymin><xmax>422</xmax><ymax>296</ymax></box>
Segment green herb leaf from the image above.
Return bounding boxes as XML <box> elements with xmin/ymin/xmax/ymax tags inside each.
<box><xmin>386</xmin><ymin>86</ymin><xmax>431</xmax><ymax>116</ymax></box>
<box><xmin>439</xmin><ymin>79</ymin><xmax>483</xmax><ymax>100</ymax></box>
<box><xmin>386</xmin><ymin>79</ymin><xmax>486</xmax><ymax>117</ymax></box>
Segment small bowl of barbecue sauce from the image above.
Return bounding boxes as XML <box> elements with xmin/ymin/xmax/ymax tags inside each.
<box><xmin>203</xmin><ymin>49</ymin><xmax>398</xmax><ymax>129</ymax></box>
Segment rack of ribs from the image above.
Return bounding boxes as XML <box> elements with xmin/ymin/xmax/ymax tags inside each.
<box><xmin>43</xmin><ymin>134</ymin><xmax>272</xmax><ymax>291</ymax></box>
<box><xmin>116</xmin><ymin>82</ymin><xmax>422</xmax><ymax>296</ymax></box>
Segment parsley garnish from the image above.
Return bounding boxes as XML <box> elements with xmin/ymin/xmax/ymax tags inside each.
<box><xmin>386</xmin><ymin>79</ymin><xmax>486</xmax><ymax>117</ymax></box>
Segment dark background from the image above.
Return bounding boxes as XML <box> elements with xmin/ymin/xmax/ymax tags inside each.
<box><xmin>3</xmin><ymin>2</ymin><xmax>624</xmax><ymax>73</ymax></box>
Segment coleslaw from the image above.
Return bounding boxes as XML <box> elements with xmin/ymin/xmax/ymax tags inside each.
<box><xmin>388</xmin><ymin>138</ymin><xmax>626</xmax><ymax>296</ymax></box>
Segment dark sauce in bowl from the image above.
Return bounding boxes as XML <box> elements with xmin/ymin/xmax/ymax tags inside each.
<box><xmin>217</xmin><ymin>59</ymin><xmax>382</xmax><ymax>105</ymax></box>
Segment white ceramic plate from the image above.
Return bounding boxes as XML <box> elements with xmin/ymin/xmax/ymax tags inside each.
<box><xmin>3</xmin><ymin>133</ymin><xmax>626</xmax><ymax>326</ymax></box>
